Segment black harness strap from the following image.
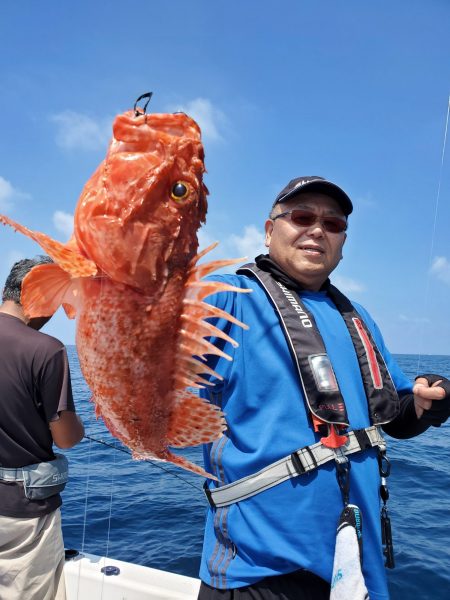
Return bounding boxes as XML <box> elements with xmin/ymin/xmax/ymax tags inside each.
<box><xmin>237</xmin><ymin>264</ymin><xmax>399</xmax><ymax>426</ymax></box>
<box><xmin>327</xmin><ymin>285</ymin><xmax>399</xmax><ymax>425</ymax></box>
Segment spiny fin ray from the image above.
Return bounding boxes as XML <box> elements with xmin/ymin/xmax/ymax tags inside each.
<box><xmin>182</xmin><ymin>299</ymin><xmax>249</xmax><ymax>330</ymax></box>
<box><xmin>0</xmin><ymin>215</ymin><xmax>97</xmax><ymax>277</ymax></box>
<box><xmin>186</xmin><ymin>280</ymin><xmax>251</xmax><ymax>302</ymax></box>
<box><xmin>168</xmin><ymin>242</ymin><xmax>250</xmax><ymax>477</ymax></box>
<box><xmin>188</xmin><ymin>256</ymin><xmax>248</xmax><ymax>281</ymax></box>
<box><xmin>132</xmin><ymin>450</ymin><xmax>219</xmax><ymax>481</ymax></box>
<box><xmin>179</xmin><ymin>336</ymin><xmax>232</xmax><ymax>362</ymax></box>
<box><xmin>181</xmin><ymin>313</ymin><xmax>239</xmax><ymax>348</ymax></box>
<box><xmin>178</xmin><ymin>354</ymin><xmax>223</xmax><ymax>381</ymax></box>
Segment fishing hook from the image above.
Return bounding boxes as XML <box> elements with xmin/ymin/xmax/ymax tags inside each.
<box><xmin>134</xmin><ymin>92</ymin><xmax>153</xmax><ymax>117</ymax></box>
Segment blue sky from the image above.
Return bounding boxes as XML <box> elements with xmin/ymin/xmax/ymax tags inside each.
<box><xmin>0</xmin><ymin>0</ymin><xmax>449</xmax><ymax>355</ymax></box>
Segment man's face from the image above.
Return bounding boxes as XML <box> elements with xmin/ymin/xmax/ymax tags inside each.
<box><xmin>265</xmin><ymin>193</ymin><xmax>347</xmax><ymax>290</ymax></box>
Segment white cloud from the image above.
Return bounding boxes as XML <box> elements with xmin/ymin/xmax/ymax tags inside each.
<box><xmin>399</xmin><ymin>314</ymin><xmax>431</xmax><ymax>324</ymax></box>
<box><xmin>6</xmin><ymin>249</ymin><xmax>26</xmax><ymax>266</ymax></box>
<box><xmin>197</xmin><ymin>226</ymin><xmax>218</xmax><ymax>252</ymax></box>
<box><xmin>332</xmin><ymin>275</ymin><xmax>365</xmax><ymax>294</ymax></box>
<box><xmin>195</xmin><ymin>224</ymin><xmax>265</xmax><ymax>269</ymax></box>
<box><xmin>50</xmin><ymin>111</ymin><xmax>112</xmax><ymax>151</ymax></box>
<box><xmin>228</xmin><ymin>225</ymin><xmax>266</xmax><ymax>261</ymax></box>
<box><xmin>1</xmin><ymin>251</ymin><xmax>26</xmax><ymax>288</ymax></box>
<box><xmin>53</xmin><ymin>211</ymin><xmax>74</xmax><ymax>239</ymax></box>
<box><xmin>430</xmin><ymin>256</ymin><xmax>450</xmax><ymax>285</ymax></box>
<box><xmin>0</xmin><ymin>178</ymin><xmax>15</xmax><ymax>211</ymax></box>
<box><xmin>166</xmin><ymin>98</ymin><xmax>226</xmax><ymax>142</ymax></box>
<box><xmin>354</xmin><ymin>192</ymin><xmax>376</xmax><ymax>208</ymax></box>
<box><xmin>0</xmin><ymin>176</ymin><xmax>31</xmax><ymax>211</ymax></box>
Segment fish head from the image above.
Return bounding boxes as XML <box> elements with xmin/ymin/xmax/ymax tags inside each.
<box><xmin>74</xmin><ymin>110</ymin><xmax>208</xmax><ymax>293</ymax></box>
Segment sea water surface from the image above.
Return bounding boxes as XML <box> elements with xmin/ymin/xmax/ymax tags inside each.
<box><xmin>61</xmin><ymin>349</ymin><xmax>450</xmax><ymax>599</ymax></box>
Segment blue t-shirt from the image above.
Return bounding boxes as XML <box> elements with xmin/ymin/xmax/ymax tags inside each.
<box><xmin>199</xmin><ymin>273</ymin><xmax>412</xmax><ymax>600</ymax></box>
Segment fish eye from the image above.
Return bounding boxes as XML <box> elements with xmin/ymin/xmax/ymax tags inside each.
<box><xmin>171</xmin><ymin>181</ymin><xmax>190</xmax><ymax>202</ymax></box>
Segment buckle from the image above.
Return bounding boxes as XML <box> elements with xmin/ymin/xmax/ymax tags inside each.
<box><xmin>290</xmin><ymin>452</ymin><xmax>306</xmax><ymax>475</ymax></box>
<box><xmin>335</xmin><ymin>454</ymin><xmax>351</xmax><ymax>505</ymax></box>
<box><xmin>320</xmin><ymin>424</ymin><xmax>348</xmax><ymax>449</ymax></box>
<box><xmin>333</xmin><ymin>446</ymin><xmax>349</xmax><ymax>465</ymax></box>
<box><xmin>203</xmin><ymin>481</ymin><xmax>216</xmax><ymax>508</ymax></box>
<box><xmin>353</xmin><ymin>428</ymin><xmax>372</xmax><ymax>451</ymax></box>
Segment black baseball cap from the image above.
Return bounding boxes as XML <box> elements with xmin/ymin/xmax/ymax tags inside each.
<box><xmin>273</xmin><ymin>176</ymin><xmax>353</xmax><ymax>215</ymax></box>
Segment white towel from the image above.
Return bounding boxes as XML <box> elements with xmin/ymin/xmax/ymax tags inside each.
<box><xmin>330</xmin><ymin>504</ymin><xmax>369</xmax><ymax>600</ymax></box>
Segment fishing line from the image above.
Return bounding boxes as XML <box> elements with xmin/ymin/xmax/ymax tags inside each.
<box><xmin>416</xmin><ymin>95</ymin><xmax>450</xmax><ymax>374</ymax></box>
<box><xmin>104</xmin><ymin>441</ymin><xmax>116</xmax><ymax>560</ymax></box>
<box><xmin>83</xmin><ymin>434</ymin><xmax>203</xmax><ymax>492</ymax></box>
<box><xmin>100</xmin><ymin>440</ymin><xmax>117</xmax><ymax>600</ymax></box>
<box><xmin>75</xmin><ymin>432</ymin><xmax>93</xmax><ymax>600</ymax></box>
<box><xmin>80</xmin><ymin>435</ymin><xmax>93</xmax><ymax>553</ymax></box>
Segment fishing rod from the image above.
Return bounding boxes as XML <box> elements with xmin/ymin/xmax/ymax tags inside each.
<box><xmin>82</xmin><ymin>434</ymin><xmax>203</xmax><ymax>492</ymax></box>
<box><xmin>416</xmin><ymin>94</ymin><xmax>450</xmax><ymax>373</ymax></box>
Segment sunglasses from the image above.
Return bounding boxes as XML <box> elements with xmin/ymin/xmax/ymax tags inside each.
<box><xmin>272</xmin><ymin>209</ymin><xmax>347</xmax><ymax>233</ymax></box>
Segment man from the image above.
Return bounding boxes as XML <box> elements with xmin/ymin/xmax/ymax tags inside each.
<box><xmin>0</xmin><ymin>257</ymin><xmax>84</xmax><ymax>600</ymax></box>
<box><xmin>197</xmin><ymin>176</ymin><xmax>450</xmax><ymax>600</ymax></box>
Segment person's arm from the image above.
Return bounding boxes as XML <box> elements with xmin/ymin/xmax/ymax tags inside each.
<box><xmin>382</xmin><ymin>392</ymin><xmax>430</xmax><ymax>439</ymax></box>
<box><xmin>40</xmin><ymin>345</ymin><xmax>85</xmax><ymax>449</ymax></box>
<box><xmin>382</xmin><ymin>375</ymin><xmax>450</xmax><ymax>439</ymax></box>
<box><xmin>50</xmin><ymin>411</ymin><xmax>84</xmax><ymax>448</ymax></box>
<box><xmin>353</xmin><ymin>304</ymin><xmax>450</xmax><ymax>438</ymax></box>
<box><xmin>413</xmin><ymin>374</ymin><xmax>450</xmax><ymax>423</ymax></box>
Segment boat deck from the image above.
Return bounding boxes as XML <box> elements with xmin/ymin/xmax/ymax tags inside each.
<box><xmin>64</xmin><ymin>551</ymin><xmax>201</xmax><ymax>600</ymax></box>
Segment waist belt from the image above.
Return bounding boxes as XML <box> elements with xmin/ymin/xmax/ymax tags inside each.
<box><xmin>0</xmin><ymin>454</ymin><xmax>68</xmax><ymax>500</ymax></box>
<box><xmin>0</xmin><ymin>467</ymin><xmax>26</xmax><ymax>482</ymax></box>
<box><xmin>204</xmin><ymin>426</ymin><xmax>386</xmax><ymax>508</ymax></box>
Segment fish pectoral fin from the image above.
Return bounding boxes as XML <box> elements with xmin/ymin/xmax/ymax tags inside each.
<box><xmin>167</xmin><ymin>391</ymin><xmax>226</xmax><ymax>448</ymax></box>
<box><xmin>22</xmin><ymin>263</ymin><xmax>81</xmax><ymax>318</ymax></box>
<box><xmin>0</xmin><ymin>214</ymin><xmax>97</xmax><ymax>277</ymax></box>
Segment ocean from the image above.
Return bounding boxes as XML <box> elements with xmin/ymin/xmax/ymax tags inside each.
<box><xmin>61</xmin><ymin>349</ymin><xmax>450</xmax><ymax>599</ymax></box>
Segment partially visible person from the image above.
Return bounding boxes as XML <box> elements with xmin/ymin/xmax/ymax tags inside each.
<box><xmin>0</xmin><ymin>257</ymin><xmax>84</xmax><ymax>600</ymax></box>
<box><xmin>196</xmin><ymin>176</ymin><xmax>450</xmax><ymax>600</ymax></box>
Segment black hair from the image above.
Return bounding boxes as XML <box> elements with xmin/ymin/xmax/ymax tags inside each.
<box><xmin>2</xmin><ymin>256</ymin><xmax>53</xmax><ymax>304</ymax></box>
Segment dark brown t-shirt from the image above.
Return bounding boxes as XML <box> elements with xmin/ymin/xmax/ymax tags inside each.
<box><xmin>0</xmin><ymin>313</ymin><xmax>75</xmax><ymax>517</ymax></box>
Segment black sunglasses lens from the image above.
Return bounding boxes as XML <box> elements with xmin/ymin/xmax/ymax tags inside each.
<box><xmin>323</xmin><ymin>218</ymin><xmax>346</xmax><ymax>233</ymax></box>
<box><xmin>290</xmin><ymin>211</ymin><xmax>316</xmax><ymax>227</ymax></box>
<box><xmin>290</xmin><ymin>210</ymin><xmax>346</xmax><ymax>233</ymax></box>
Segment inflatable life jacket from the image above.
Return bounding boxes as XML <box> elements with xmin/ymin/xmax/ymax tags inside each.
<box><xmin>205</xmin><ymin>262</ymin><xmax>397</xmax><ymax>576</ymax></box>
<box><xmin>205</xmin><ymin>263</ymin><xmax>399</xmax><ymax>510</ymax></box>
<box><xmin>238</xmin><ymin>263</ymin><xmax>400</xmax><ymax>430</ymax></box>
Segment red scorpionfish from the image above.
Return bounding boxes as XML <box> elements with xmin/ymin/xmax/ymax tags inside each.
<box><xmin>0</xmin><ymin>96</ymin><xmax>249</xmax><ymax>478</ymax></box>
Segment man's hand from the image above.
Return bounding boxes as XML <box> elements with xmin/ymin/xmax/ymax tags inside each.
<box><xmin>413</xmin><ymin>374</ymin><xmax>450</xmax><ymax>424</ymax></box>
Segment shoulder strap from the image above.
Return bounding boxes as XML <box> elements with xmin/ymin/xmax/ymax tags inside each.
<box><xmin>238</xmin><ymin>264</ymin><xmax>348</xmax><ymax>425</ymax></box>
<box><xmin>327</xmin><ymin>285</ymin><xmax>399</xmax><ymax>424</ymax></box>
<box><xmin>237</xmin><ymin>264</ymin><xmax>399</xmax><ymax>425</ymax></box>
